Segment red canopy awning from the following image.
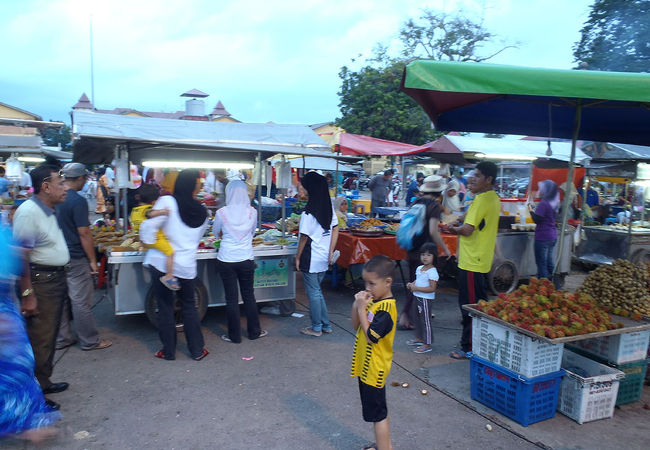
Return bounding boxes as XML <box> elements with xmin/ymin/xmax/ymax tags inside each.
<box><xmin>336</xmin><ymin>133</ymin><xmax>421</xmax><ymax>156</ymax></box>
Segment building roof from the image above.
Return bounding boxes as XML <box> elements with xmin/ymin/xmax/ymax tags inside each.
<box><xmin>181</xmin><ymin>89</ymin><xmax>209</xmax><ymax>98</ymax></box>
<box><xmin>0</xmin><ymin>101</ymin><xmax>43</xmax><ymax>121</ymax></box>
<box><xmin>211</xmin><ymin>101</ymin><xmax>230</xmax><ymax>117</ymax></box>
<box><xmin>72</xmin><ymin>93</ymin><xmax>93</xmax><ymax>110</ymax></box>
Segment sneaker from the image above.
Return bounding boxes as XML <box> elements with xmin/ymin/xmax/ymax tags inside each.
<box><xmin>81</xmin><ymin>339</ymin><xmax>112</xmax><ymax>351</ymax></box>
<box><xmin>258</xmin><ymin>330</ymin><xmax>268</xmax><ymax>338</ymax></box>
<box><xmin>414</xmin><ymin>346</ymin><xmax>432</xmax><ymax>354</ymax></box>
<box><xmin>220</xmin><ymin>334</ymin><xmax>233</xmax><ymax>342</ymax></box>
<box><xmin>300</xmin><ymin>327</ymin><xmax>322</xmax><ymax>337</ymax></box>
<box><xmin>406</xmin><ymin>339</ymin><xmax>424</xmax><ymax>346</ymax></box>
<box><xmin>322</xmin><ymin>328</ymin><xmax>333</xmax><ymax>334</ymax></box>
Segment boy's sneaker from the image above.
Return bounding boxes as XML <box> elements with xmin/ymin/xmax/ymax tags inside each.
<box><xmin>300</xmin><ymin>327</ymin><xmax>322</xmax><ymax>337</ymax></box>
<box><xmin>406</xmin><ymin>339</ymin><xmax>424</xmax><ymax>346</ymax></box>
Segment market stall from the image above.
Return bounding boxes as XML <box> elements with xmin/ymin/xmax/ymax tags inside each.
<box><xmin>72</xmin><ymin>110</ymin><xmax>338</xmax><ymax>325</ymax></box>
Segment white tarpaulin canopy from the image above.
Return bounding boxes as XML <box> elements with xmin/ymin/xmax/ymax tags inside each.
<box><xmin>445</xmin><ymin>135</ymin><xmax>590</xmax><ymax>163</ymax></box>
<box><xmin>283</xmin><ymin>156</ymin><xmax>360</xmax><ymax>171</ymax></box>
<box><xmin>72</xmin><ymin>110</ymin><xmax>335</xmax><ymax>164</ymax></box>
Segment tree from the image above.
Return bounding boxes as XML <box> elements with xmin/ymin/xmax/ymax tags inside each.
<box><xmin>42</xmin><ymin>124</ymin><xmax>72</xmax><ymax>148</ymax></box>
<box><xmin>573</xmin><ymin>0</ymin><xmax>650</xmax><ymax>72</ymax></box>
<box><xmin>336</xmin><ymin>10</ymin><xmax>512</xmax><ymax>144</ymax></box>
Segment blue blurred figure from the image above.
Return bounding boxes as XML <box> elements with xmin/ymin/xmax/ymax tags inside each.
<box><xmin>0</xmin><ymin>225</ymin><xmax>60</xmax><ymax>443</ymax></box>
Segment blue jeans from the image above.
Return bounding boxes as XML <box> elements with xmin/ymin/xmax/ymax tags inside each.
<box><xmin>302</xmin><ymin>271</ymin><xmax>331</xmax><ymax>332</ymax></box>
<box><xmin>534</xmin><ymin>239</ymin><xmax>556</xmax><ymax>280</ymax></box>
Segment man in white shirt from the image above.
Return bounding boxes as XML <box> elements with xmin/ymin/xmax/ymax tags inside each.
<box><xmin>14</xmin><ymin>164</ymin><xmax>71</xmax><ymax>411</ymax></box>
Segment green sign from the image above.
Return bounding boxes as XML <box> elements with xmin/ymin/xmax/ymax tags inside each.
<box><xmin>254</xmin><ymin>258</ymin><xmax>289</xmax><ymax>288</ymax></box>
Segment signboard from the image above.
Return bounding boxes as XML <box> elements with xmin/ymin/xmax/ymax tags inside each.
<box><xmin>254</xmin><ymin>258</ymin><xmax>289</xmax><ymax>288</ymax></box>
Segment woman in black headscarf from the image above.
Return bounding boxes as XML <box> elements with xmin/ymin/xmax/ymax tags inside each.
<box><xmin>140</xmin><ymin>169</ymin><xmax>210</xmax><ymax>361</ymax></box>
<box><xmin>296</xmin><ymin>172</ymin><xmax>339</xmax><ymax>337</ymax></box>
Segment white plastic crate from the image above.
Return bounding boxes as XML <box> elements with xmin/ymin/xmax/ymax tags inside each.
<box><xmin>571</xmin><ymin>330</ymin><xmax>650</xmax><ymax>364</ymax></box>
<box><xmin>471</xmin><ymin>316</ymin><xmax>564</xmax><ymax>378</ymax></box>
<box><xmin>558</xmin><ymin>349</ymin><xmax>625</xmax><ymax>424</ymax></box>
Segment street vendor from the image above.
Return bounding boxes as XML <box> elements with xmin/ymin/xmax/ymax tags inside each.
<box><xmin>528</xmin><ymin>180</ymin><xmax>559</xmax><ymax>282</ymax></box>
<box><xmin>334</xmin><ymin>196</ymin><xmax>348</xmax><ymax>229</ymax></box>
<box><xmin>447</xmin><ymin>161</ymin><xmax>500</xmax><ymax>360</ymax></box>
<box><xmin>368</xmin><ymin>170</ymin><xmax>393</xmax><ymax>216</ymax></box>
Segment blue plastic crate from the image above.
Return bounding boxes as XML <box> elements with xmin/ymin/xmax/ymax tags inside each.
<box><xmin>470</xmin><ymin>355</ymin><xmax>564</xmax><ymax>426</ymax></box>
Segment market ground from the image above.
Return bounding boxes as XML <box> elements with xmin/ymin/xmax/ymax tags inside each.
<box><xmin>3</xmin><ymin>267</ymin><xmax>649</xmax><ymax>450</ymax></box>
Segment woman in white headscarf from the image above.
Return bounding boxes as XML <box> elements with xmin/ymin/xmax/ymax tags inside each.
<box><xmin>442</xmin><ymin>179</ymin><xmax>462</xmax><ymax>214</ymax></box>
<box><xmin>213</xmin><ymin>180</ymin><xmax>267</xmax><ymax>343</ymax></box>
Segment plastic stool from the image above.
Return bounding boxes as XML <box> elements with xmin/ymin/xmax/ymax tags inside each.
<box><xmin>352</xmin><ymin>204</ymin><xmax>366</xmax><ymax>215</ymax></box>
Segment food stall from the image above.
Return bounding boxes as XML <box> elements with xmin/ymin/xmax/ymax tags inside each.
<box><xmin>574</xmin><ymin>145</ymin><xmax>650</xmax><ymax>265</ymax></box>
<box><xmin>72</xmin><ymin>110</ymin><xmax>337</xmax><ymax>325</ymax></box>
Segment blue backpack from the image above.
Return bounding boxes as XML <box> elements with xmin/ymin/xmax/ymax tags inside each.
<box><xmin>397</xmin><ymin>202</ymin><xmax>428</xmax><ymax>251</ymax></box>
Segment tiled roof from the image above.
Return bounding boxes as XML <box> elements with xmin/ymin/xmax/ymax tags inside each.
<box><xmin>73</xmin><ymin>93</ymin><xmax>93</xmax><ymax>110</ymax></box>
<box><xmin>210</xmin><ymin>100</ymin><xmax>230</xmax><ymax>117</ymax></box>
<box><xmin>181</xmin><ymin>89</ymin><xmax>209</xmax><ymax>98</ymax></box>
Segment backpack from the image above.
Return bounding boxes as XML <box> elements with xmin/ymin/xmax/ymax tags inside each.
<box><xmin>397</xmin><ymin>201</ymin><xmax>428</xmax><ymax>251</ymax></box>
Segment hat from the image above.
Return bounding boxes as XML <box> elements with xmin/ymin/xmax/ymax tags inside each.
<box><xmin>420</xmin><ymin>175</ymin><xmax>446</xmax><ymax>193</ymax></box>
<box><xmin>62</xmin><ymin>163</ymin><xmax>87</xmax><ymax>178</ymax></box>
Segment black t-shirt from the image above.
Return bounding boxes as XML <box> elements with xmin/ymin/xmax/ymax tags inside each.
<box><xmin>56</xmin><ymin>190</ymin><xmax>91</xmax><ymax>259</ymax></box>
<box><xmin>411</xmin><ymin>197</ymin><xmax>442</xmax><ymax>251</ymax></box>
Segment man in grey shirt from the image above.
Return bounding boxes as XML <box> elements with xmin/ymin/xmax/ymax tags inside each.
<box><xmin>368</xmin><ymin>170</ymin><xmax>393</xmax><ymax>216</ymax></box>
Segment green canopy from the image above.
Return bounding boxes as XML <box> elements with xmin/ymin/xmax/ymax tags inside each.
<box><xmin>401</xmin><ymin>60</ymin><xmax>650</xmax><ymax>145</ymax></box>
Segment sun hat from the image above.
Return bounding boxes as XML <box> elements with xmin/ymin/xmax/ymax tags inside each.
<box><xmin>420</xmin><ymin>175</ymin><xmax>446</xmax><ymax>193</ymax></box>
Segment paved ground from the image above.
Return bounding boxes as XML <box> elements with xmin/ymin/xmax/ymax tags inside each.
<box><xmin>3</xmin><ymin>266</ymin><xmax>648</xmax><ymax>449</ymax></box>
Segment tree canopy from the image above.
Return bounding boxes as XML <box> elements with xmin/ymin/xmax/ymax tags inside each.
<box><xmin>42</xmin><ymin>124</ymin><xmax>72</xmax><ymax>148</ymax></box>
<box><xmin>573</xmin><ymin>0</ymin><xmax>650</xmax><ymax>72</ymax></box>
<box><xmin>336</xmin><ymin>10</ymin><xmax>511</xmax><ymax>145</ymax></box>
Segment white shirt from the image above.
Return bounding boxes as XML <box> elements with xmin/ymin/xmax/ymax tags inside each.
<box><xmin>13</xmin><ymin>197</ymin><xmax>70</xmax><ymax>266</ymax></box>
<box><xmin>299</xmin><ymin>209</ymin><xmax>337</xmax><ymax>273</ymax></box>
<box><xmin>413</xmin><ymin>265</ymin><xmax>439</xmax><ymax>300</ymax></box>
<box><xmin>140</xmin><ymin>196</ymin><xmax>208</xmax><ymax>279</ymax></box>
<box><xmin>212</xmin><ymin>212</ymin><xmax>255</xmax><ymax>263</ymax></box>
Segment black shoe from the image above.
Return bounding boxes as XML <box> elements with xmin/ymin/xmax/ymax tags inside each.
<box><xmin>44</xmin><ymin>398</ymin><xmax>60</xmax><ymax>411</ymax></box>
<box><xmin>42</xmin><ymin>382</ymin><xmax>69</xmax><ymax>394</ymax></box>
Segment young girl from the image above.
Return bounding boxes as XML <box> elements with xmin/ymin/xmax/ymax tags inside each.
<box><xmin>406</xmin><ymin>242</ymin><xmax>439</xmax><ymax>353</ymax></box>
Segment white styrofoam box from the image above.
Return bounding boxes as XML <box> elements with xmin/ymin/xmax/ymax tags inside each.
<box><xmin>558</xmin><ymin>349</ymin><xmax>625</xmax><ymax>424</ymax></box>
<box><xmin>471</xmin><ymin>316</ymin><xmax>564</xmax><ymax>378</ymax></box>
<box><xmin>571</xmin><ymin>330</ymin><xmax>650</xmax><ymax>365</ymax></box>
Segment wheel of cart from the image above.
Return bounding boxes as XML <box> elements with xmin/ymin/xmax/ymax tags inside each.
<box><xmin>487</xmin><ymin>259</ymin><xmax>519</xmax><ymax>294</ymax></box>
<box><xmin>145</xmin><ymin>278</ymin><xmax>209</xmax><ymax>330</ymax></box>
<box><xmin>630</xmin><ymin>248</ymin><xmax>650</xmax><ymax>266</ymax></box>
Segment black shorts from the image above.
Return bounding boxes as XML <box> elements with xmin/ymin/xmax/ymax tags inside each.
<box><xmin>358</xmin><ymin>379</ymin><xmax>387</xmax><ymax>423</ymax></box>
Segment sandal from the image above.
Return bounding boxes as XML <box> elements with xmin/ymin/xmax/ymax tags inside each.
<box><xmin>406</xmin><ymin>339</ymin><xmax>424</xmax><ymax>346</ymax></box>
<box><xmin>154</xmin><ymin>350</ymin><xmax>174</xmax><ymax>360</ymax></box>
<box><xmin>160</xmin><ymin>276</ymin><xmax>181</xmax><ymax>291</ymax></box>
<box><xmin>414</xmin><ymin>345</ymin><xmax>432</xmax><ymax>354</ymax></box>
<box><xmin>449</xmin><ymin>350</ymin><xmax>471</xmax><ymax>360</ymax></box>
<box><xmin>193</xmin><ymin>348</ymin><xmax>209</xmax><ymax>361</ymax></box>
<box><xmin>362</xmin><ymin>443</ymin><xmax>377</xmax><ymax>450</ymax></box>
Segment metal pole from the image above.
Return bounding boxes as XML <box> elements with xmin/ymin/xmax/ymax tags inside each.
<box><xmin>554</xmin><ymin>101</ymin><xmax>582</xmax><ymax>275</ymax></box>
<box><xmin>89</xmin><ymin>13</ymin><xmax>95</xmax><ymax>107</ymax></box>
<box><xmin>281</xmin><ymin>156</ymin><xmax>286</xmax><ymax>238</ymax></box>
<box><xmin>256</xmin><ymin>152</ymin><xmax>262</xmax><ymax>230</ymax></box>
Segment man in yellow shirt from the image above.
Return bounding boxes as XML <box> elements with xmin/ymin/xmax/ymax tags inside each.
<box><xmin>447</xmin><ymin>161</ymin><xmax>500</xmax><ymax>359</ymax></box>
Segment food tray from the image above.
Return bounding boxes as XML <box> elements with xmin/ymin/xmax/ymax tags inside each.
<box><xmin>350</xmin><ymin>230</ymin><xmax>384</xmax><ymax>237</ymax></box>
<box><xmin>470</xmin><ymin>355</ymin><xmax>564</xmax><ymax>427</ymax></box>
<box><xmin>383</xmin><ymin>230</ymin><xmax>397</xmax><ymax>235</ymax></box>
<box><xmin>568</xmin><ymin>330</ymin><xmax>650</xmax><ymax>364</ymax></box>
<box><xmin>463</xmin><ymin>304</ymin><xmax>650</xmax><ymax>345</ymax></box>
<box><xmin>472</xmin><ymin>316</ymin><xmax>564</xmax><ymax>378</ymax></box>
<box><xmin>558</xmin><ymin>350</ymin><xmax>624</xmax><ymax>424</ymax></box>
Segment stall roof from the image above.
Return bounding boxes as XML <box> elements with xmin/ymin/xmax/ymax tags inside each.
<box><xmin>71</xmin><ymin>110</ymin><xmax>334</xmax><ymax>164</ymax></box>
<box><xmin>336</xmin><ymin>133</ymin><xmax>421</xmax><ymax>156</ymax></box>
<box><xmin>283</xmin><ymin>156</ymin><xmax>359</xmax><ymax>172</ymax></box>
<box><xmin>436</xmin><ymin>135</ymin><xmax>590</xmax><ymax>163</ymax></box>
<box><xmin>581</xmin><ymin>142</ymin><xmax>650</xmax><ymax>162</ymax></box>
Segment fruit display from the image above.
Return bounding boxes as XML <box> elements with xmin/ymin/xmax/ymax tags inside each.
<box><xmin>577</xmin><ymin>259</ymin><xmax>650</xmax><ymax>319</ymax></box>
<box><xmin>275</xmin><ymin>215</ymin><xmax>299</xmax><ymax>232</ymax></box>
<box><xmin>475</xmin><ymin>277</ymin><xmax>623</xmax><ymax>339</ymax></box>
<box><xmin>291</xmin><ymin>200</ymin><xmax>307</xmax><ymax>214</ymax></box>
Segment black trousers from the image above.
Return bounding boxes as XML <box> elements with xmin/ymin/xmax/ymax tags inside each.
<box><xmin>457</xmin><ymin>268</ymin><xmax>488</xmax><ymax>353</ymax></box>
<box><xmin>217</xmin><ymin>259</ymin><xmax>261</xmax><ymax>343</ymax></box>
<box><xmin>27</xmin><ymin>268</ymin><xmax>67</xmax><ymax>389</ymax></box>
<box><xmin>150</xmin><ymin>267</ymin><xmax>204</xmax><ymax>359</ymax></box>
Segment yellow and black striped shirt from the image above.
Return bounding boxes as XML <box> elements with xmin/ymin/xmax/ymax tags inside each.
<box><xmin>350</xmin><ymin>298</ymin><xmax>397</xmax><ymax>388</ymax></box>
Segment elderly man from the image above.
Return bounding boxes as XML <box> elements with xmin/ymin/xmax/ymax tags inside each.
<box><xmin>56</xmin><ymin>163</ymin><xmax>112</xmax><ymax>352</ymax></box>
<box><xmin>13</xmin><ymin>165</ymin><xmax>70</xmax><ymax>410</ymax></box>
<box><xmin>368</xmin><ymin>170</ymin><xmax>393</xmax><ymax>216</ymax></box>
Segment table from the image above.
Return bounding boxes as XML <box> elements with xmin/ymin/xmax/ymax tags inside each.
<box><xmin>374</xmin><ymin>206</ymin><xmax>408</xmax><ymax>218</ymax></box>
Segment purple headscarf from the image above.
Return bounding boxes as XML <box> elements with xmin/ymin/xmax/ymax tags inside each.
<box><xmin>538</xmin><ymin>180</ymin><xmax>560</xmax><ymax>211</ymax></box>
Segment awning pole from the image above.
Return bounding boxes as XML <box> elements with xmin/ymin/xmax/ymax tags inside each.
<box><xmin>256</xmin><ymin>152</ymin><xmax>262</xmax><ymax>230</ymax></box>
<box><xmin>554</xmin><ymin>101</ymin><xmax>582</xmax><ymax>275</ymax></box>
<box><xmin>281</xmin><ymin>155</ymin><xmax>286</xmax><ymax>238</ymax></box>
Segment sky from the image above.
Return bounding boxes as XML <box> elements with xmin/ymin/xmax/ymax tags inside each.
<box><xmin>0</xmin><ymin>0</ymin><xmax>594</xmax><ymax>126</ymax></box>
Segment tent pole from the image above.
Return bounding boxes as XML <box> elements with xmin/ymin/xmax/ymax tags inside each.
<box><xmin>555</xmin><ymin>101</ymin><xmax>582</xmax><ymax>276</ymax></box>
<box><xmin>281</xmin><ymin>156</ymin><xmax>286</xmax><ymax>238</ymax></box>
<box><xmin>257</xmin><ymin>152</ymin><xmax>262</xmax><ymax>230</ymax></box>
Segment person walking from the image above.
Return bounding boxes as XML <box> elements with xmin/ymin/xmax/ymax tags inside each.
<box><xmin>213</xmin><ymin>180</ymin><xmax>267</xmax><ymax>343</ymax></box>
<box><xmin>296</xmin><ymin>172</ymin><xmax>339</xmax><ymax>337</ymax></box>
<box><xmin>12</xmin><ymin>165</ymin><xmax>71</xmax><ymax>410</ymax></box>
<box><xmin>55</xmin><ymin>163</ymin><xmax>112</xmax><ymax>352</ymax></box>
<box><xmin>447</xmin><ymin>162</ymin><xmax>500</xmax><ymax>360</ymax></box>
<box><xmin>368</xmin><ymin>170</ymin><xmax>393</xmax><ymax>216</ymax></box>
<box><xmin>140</xmin><ymin>170</ymin><xmax>209</xmax><ymax>361</ymax></box>
<box><xmin>529</xmin><ymin>180</ymin><xmax>559</xmax><ymax>281</ymax></box>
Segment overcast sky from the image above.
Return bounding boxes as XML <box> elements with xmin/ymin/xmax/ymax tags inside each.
<box><xmin>0</xmin><ymin>0</ymin><xmax>593</xmax><ymax>125</ymax></box>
